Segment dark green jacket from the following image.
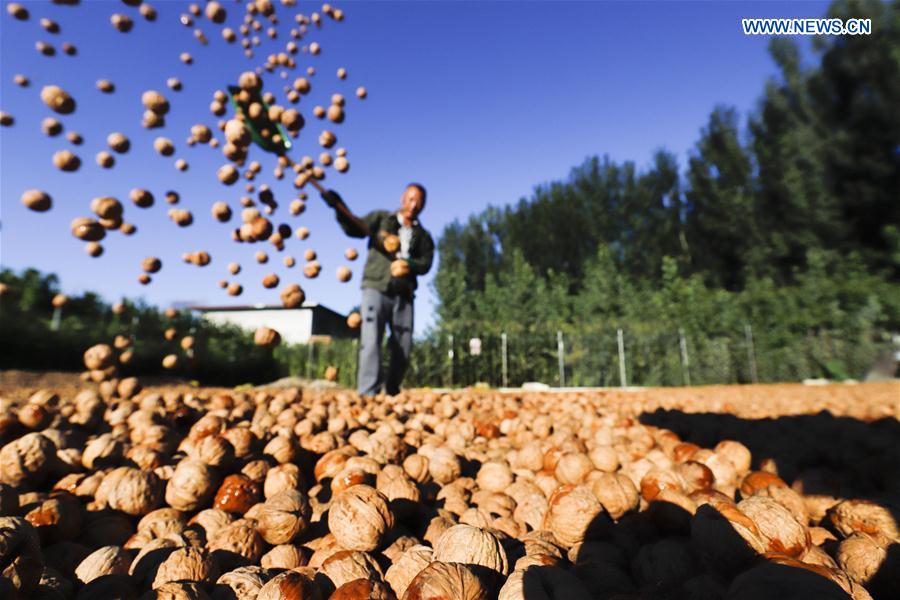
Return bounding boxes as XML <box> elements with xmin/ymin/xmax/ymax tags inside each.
<box><xmin>323</xmin><ymin>190</ymin><xmax>435</xmax><ymax>298</ymax></box>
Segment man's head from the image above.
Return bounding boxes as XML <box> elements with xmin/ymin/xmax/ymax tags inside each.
<box><xmin>400</xmin><ymin>183</ymin><xmax>426</xmax><ymax>224</ymax></box>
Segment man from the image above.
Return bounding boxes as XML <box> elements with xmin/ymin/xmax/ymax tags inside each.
<box><xmin>313</xmin><ymin>181</ymin><xmax>435</xmax><ymax>397</ymax></box>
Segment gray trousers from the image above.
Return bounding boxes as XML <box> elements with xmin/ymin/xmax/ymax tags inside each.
<box><xmin>358</xmin><ymin>287</ymin><xmax>413</xmax><ymax>396</ymax></box>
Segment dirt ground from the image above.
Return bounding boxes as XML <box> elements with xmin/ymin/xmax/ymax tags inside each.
<box><xmin>1</xmin><ymin>369</ymin><xmax>896</xmax><ymax>422</ymax></box>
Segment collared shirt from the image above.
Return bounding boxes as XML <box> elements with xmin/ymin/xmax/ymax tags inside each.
<box><xmin>396</xmin><ymin>212</ymin><xmax>415</xmax><ymax>260</ymax></box>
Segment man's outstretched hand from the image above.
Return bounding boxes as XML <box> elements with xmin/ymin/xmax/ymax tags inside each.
<box><xmin>318</xmin><ymin>186</ymin><xmax>371</xmax><ymax>237</ymax></box>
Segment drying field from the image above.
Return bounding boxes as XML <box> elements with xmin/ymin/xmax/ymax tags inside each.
<box><xmin>0</xmin><ymin>371</ymin><xmax>898</xmax><ymax>599</ymax></box>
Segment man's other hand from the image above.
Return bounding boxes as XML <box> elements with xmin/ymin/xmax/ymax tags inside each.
<box><xmin>381</xmin><ymin>232</ymin><xmax>400</xmax><ymax>254</ymax></box>
<box><xmin>390</xmin><ymin>259</ymin><xmax>410</xmax><ymax>278</ymax></box>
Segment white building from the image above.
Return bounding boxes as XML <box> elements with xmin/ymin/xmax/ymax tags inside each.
<box><xmin>191</xmin><ymin>302</ymin><xmax>354</xmax><ymax>345</ymax></box>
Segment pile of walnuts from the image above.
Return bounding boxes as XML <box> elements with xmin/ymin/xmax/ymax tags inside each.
<box><xmin>1</xmin><ymin>372</ymin><xmax>898</xmax><ymax>599</ymax></box>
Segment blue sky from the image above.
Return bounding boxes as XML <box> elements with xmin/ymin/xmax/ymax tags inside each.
<box><xmin>1</xmin><ymin>0</ymin><xmax>833</xmax><ymax>337</ymax></box>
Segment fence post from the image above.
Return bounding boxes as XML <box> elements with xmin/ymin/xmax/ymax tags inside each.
<box><xmin>501</xmin><ymin>332</ymin><xmax>508</xmax><ymax>388</ymax></box>
<box><xmin>186</xmin><ymin>326</ymin><xmax>196</xmax><ymax>360</ymax></box>
<box><xmin>557</xmin><ymin>331</ymin><xmax>565</xmax><ymax>388</ymax></box>
<box><xmin>131</xmin><ymin>315</ymin><xmax>139</xmax><ymax>346</ymax></box>
<box><xmin>447</xmin><ymin>334</ymin><xmax>454</xmax><ymax>387</ymax></box>
<box><xmin>679</xmin><ymin>328</ymin><xmax>691</xmax><ymax>386</ymax></box>
<box><xmin>351</xmin><ymin>338</ymin><xmax>358</xmax><ymax>388</ymax></box>
<box><xmin>617</xmin><ymin>328</ymin><xmax>627</xmax><ymax>388</ymax></box>
<box><xmin>744</xmin><ymin>323</ymin><xmax>759</xmax><ymax>384</ymax></box>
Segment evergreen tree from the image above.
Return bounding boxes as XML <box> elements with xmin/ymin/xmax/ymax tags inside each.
<box><xmin>684</xmin><ymin>106</ymin><xmax>762</xmax><ymax>288</ymax></box>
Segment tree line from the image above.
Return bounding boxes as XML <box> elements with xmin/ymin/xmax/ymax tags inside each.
<box><xmin>423</xmin><ymin>0</ymin><xmax>899</xmax><ymax>384</ymax></box>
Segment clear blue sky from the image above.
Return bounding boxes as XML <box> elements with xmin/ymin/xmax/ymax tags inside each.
<box><xmin>1</xmin><ymin>0</ymin><xmax>832</xmax><ymax>337</ymax></box>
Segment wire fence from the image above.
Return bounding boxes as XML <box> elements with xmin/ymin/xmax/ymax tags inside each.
<box><xmin>266</xmin><ymin>325</ymin><xmax>895</xmax><ymax>390</ymax></box>
<box><xmin>400</xmin><ymin>325</ymin><xmax>896</xmax><ymax>388</ymax></box>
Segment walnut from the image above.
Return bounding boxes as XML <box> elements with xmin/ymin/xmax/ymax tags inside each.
<box><xmin>320</xmin><ymin>549</ymin><xmax>384</xmax><ymax>589</ymax></box>
<box><xmin>328</xmin><ymin>485</ymin><xmax>394</xmax><ymax>551</ymax></box>
<box><xmin>40</xmin><ymin>85</ymin><xmax>76</xmax><ymax>114</ymax></box>
<box><xmin>588</xmin><ymin>472</ymin><xmax>639</xmax><ymax>520</ymax></box>
<box><xmin>221</xmin><ymin>428</ymin><xmax>254</xmax><ymax>458</ymax></box>
<box><xmin>260</xmin><ymin>544</ymin><xmax>308</xmax><ymax>569</ymax></box>
<box><xmin>752</xmin><ymin>484</ymin><xmax>809</xmax><ymax>527</ymax></box>
<box><xmin>543</xmin><ymin>485</ymin><xmax>604</xmax><ymax>548</ymax></box>
<box><xmin>138</xmin><ymin>513</ymin><xmax>187</xmax><ymax>546</ymax></box>
<box><xmin>378</xmin><ymin>474</ymin><xmax>420</xmax><ymax>514</ymax></box>
<box><xmin>513</xmin><ymin>552</ymin><xmax>562</xmax><ymax>571</ymax></box>
<box><xmin>212</xmin><ymin>566</ymin><xmax>267</xmax><ymax>599</ymax></box>
<box><xmin>402</xmin><ymin>561</ymin><xmax>489</xmax><ymax>600</ymax></box>
<box><xmin>36</xmin><ymin>565</ymin><xmax>75</xmax><ymax>598</ymax></box>
<box><xmin>280</xmin><ymin>284</ymin><xmax>305</xmax><ymax>309</ymax></box>
<box><xmin>714</xmin><ymin>440</ymin><xmax>752</xmax><ymax>474</ymax></box>
<box><xmin>1</xmin><ymin>432</ymin><xmax>56</xmax><ymax>486</ymax></box>
<box><xmin>207</xmin><ymin>520</ymin><xmax>264</xmax><ymax>568</ymax></box>
<box><xmin>129</xmin><ymin>535</ymin><xmax>182</xmax><ymax>585</ymax></box>
<box><xmin>141</xmin><ymin>581</ymin><xmax>210</xmax><ymax>599</ymax></box>
<box><xmin>256</xmin><ymin>570</ymin><xmax>319</xmax><ymax>600</ymax></box>
<box><xmin>384</xmin><ymin>545</ymin><xmax>432</xmax><ymax>598</ymax></box>
<box><xmin>0</xmin><ymin>517</ymin><xmax>44</xmax><ymax>595</ymax></box>
<box><xmin>187</xmin><ymin>436</ymin><xmax>235</xmax><ymax>469</ymax></box>
<box><xmin>306</xmin><ymin>533</ymin><xmax>344</xmax><ymax>569</ymax></box>
<box><xmin>256</xmin><ymin>489</ymin><xmax>311</xmax><ymax>545</ymax></box>
<box><xmin>432</xmin><ymin>524</ymin><xmax>509</xmax><ymax>575</ymax></box>
<box><xmin>74</xmin><ymin>545</ymin><xmax>132</xmax><ymax>584</ymax></box>
<box><xmin>241</xmin><ymin>460</ymin><xmax>270</xmax><ymax>484</ymax></box>
<box><xmin>313</xmin><ymin>448</ymin><xmax>353</xmax><ymax>481</ymax></box>
<box><xmin>95</xmin><ymin>467</ymin><xmax>163</xmax><ymax>516</ymax></box>
<box><xmin>127</xmin><ymin>446</ymin><xmax>164</xmax><ymax>471</ymax></box>
<box><xmin>736</xmin><ymin>496</ymin><xmax>811</xmax><ymax>558</ymax></box>
<box><xmin>153</xmin><ymin>546</ymin><xmax>219</xmax><ymax>588</ymax></box>
<box><xmin>836</xmin><ymin>533</ymin><xmax>893</xmax><ymax>589</ymax></box>
<box><xmin>476</xmin><ymin>461</ymin><xmax>513</xmax><ymax>493</ymax></box>
<box><xmin>401</xmin><ymin>454</ymin><xmax>429</xmax><ymax>484</ymax></box>
<box><xmin>739</xmin><ymin>471</ymin><xmax>788</xmax><ymax>498</ymax></box>
<box><xmin>24</xmin><ymin>491</ymin><xmax>83</xmax><ymax>544</ymax></box>
<box><xmin>828</xmin><ymin>499</ymin><xmax>899</xmax><ymax>540</ymax></box>
<box><xmin>690</xmin><ymin>502</ymin><xmax>766</xmax><ymax>576</ymax></box>
<box><xmin>533</xmin><ymin>470</ymin><xmax>563</xmax><ymax>499</ymax></box>
<box><xmin>213</xmin><ymin>474</ymin><xmax>261</xmax><ymax>514</ymax></box>
<box><xmin>696</xmin><ymin>451</ymin><xmax>738</xmax><ymax>496</ymax></box>
<box><xmin>639</xmin><ymin>467</ymin><xmax>685</xmax><ymax>501</ymax></box>
<box><xmin>423</xmin><ymin>513</ymin><xmax>457</xmax><ymax>547</ymax></box>
<box><xmin>510</xmin><ymin>492</ymin><xmax>547</xmax><ymax>531</ymax></box>
<box><xmin>264</xmin><ymin>463</ymin><xmax>304</xmax><ymax>499</ymax></box>
<box><xmin>166</xmin><ymin>460</ymin><xmax>219</xmax><ymax>511</ymax></box>
<box><xmin>551</xmin><ymin>452</ymin><xmax>591</xmax><ymax>484</ymax></box>
<box><xmin>263</xmin><ymin>435</ymin><xmax>298</xmax><ymax>464</ymax></box>
<box><xmin>802</xmin><ymin>544</ymin><xmax>839</xmax><ymax>570</ymax></box>
<box><xmin>187</xmin><ymin>509</ymin><xmax>232</xmax><ymax>539</ymax></box>
<box><xmin>142</xmin><ymin>90</ymin><xmax>169</xmax><ymax>115</ymax></box>
<box><xmin>332</xmin><ymin>579</ymin><xmax>396</xmax><ymax>599</ymax></box>
<box><xmin>676</xmin><ymin>461</ymin><xmax>715</xmax><ymax>494</ymax></box>
<box><xmin>428</xmin><ymin>447</ymin><xmax>461</xmax><ymax>484</ymax></box>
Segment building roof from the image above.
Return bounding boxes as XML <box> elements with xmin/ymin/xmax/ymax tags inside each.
<box><xmin>190</xmin><ymin>302</ymin><xmax>337</xmax><ymax>314</ymax></box>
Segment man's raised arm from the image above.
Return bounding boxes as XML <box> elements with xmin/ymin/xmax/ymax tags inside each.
<box><xmin>309</xmin><ymin>180</ymin><xmax>371</xmax><ymax>239</ymax></box>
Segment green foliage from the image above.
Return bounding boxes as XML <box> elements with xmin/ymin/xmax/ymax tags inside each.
<box><xmin>0</xmin><ymin>268</ymin><xmax>352</xmax><ymax>387</ymax></box>
<box><xmin>423</xmin><ymin>0</ymin><xmax>900</xmax><ymax>387</ymax></box>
